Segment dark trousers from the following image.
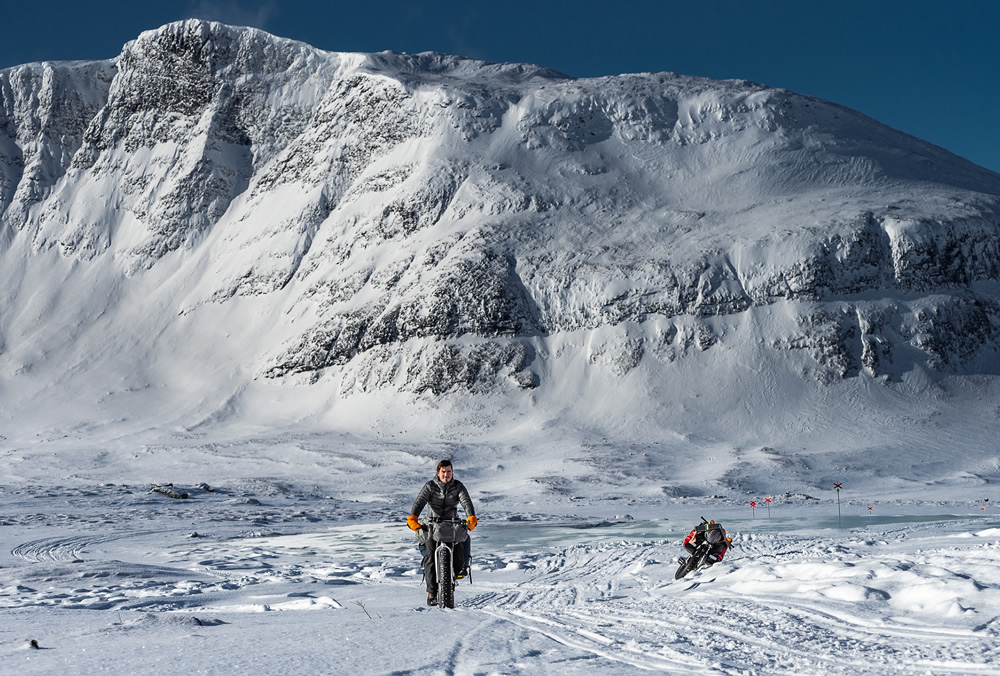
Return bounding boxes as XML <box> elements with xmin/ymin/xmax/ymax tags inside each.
<box><xmin>684</xmin><ymin>541</ymin><xmax>726</xmax><ymax>562</ymax></box>
<box><xmin>422</xmin><ymin>539</ymin><xmax>468</xmax><ymax>592</ymax></box>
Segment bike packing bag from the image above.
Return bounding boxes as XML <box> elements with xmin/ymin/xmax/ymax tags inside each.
<box><xmin>432</xmin><ymin>521</ymin><xmax>468</xmax><ymax>544</ymax></box>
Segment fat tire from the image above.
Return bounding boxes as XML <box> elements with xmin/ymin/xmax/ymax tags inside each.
<box><xmin>437</xmin><ymin>545</ymin><xmax>455</xmax><ymax>609</ymax></box>
<box><xmin>674</xmin><ymin>558</ymin><xmax>694</xmax><ymax>580</ymax></box>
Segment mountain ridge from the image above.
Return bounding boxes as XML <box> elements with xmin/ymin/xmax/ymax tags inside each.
<box><xmin>1</xmin><ymin>20</ymin><xmax>999</xmax><ymax>452</ymax></box>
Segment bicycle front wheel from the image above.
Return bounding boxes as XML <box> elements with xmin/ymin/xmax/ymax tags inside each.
<box><xmin>436</xmin><ymin>544</ymin><xmax>455</xmax><ymax>608</ymax></box>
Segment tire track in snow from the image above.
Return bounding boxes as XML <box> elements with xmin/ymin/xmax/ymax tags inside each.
<box><xmin>11</xmin><ymin>533</ymin><xmax>130</xmax><ymax>562</ymax></box>
<box><xmin>9</xmin><ymin>528</ymin><xmax>194</xmax><ymax>563</ymax></box>
<box><xmin>480</xmin><ymin>606</ymin><xmax>700</xmax><ymax>672</ymax></box>
<box><xmin>465</xmin><ymin>536</ymin><xmax>999</xmax><ymax>674</ymax></box>
<box><xmin>467</xmin><ymin>541</ymin><xmax>704</xmax><ymax>671</ymax></box>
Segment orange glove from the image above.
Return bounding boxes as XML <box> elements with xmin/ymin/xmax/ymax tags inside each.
<box><xmin>407</xmin><ymin>515</ymin><xmax>421</xmax><ymax>531</ymax></box>
<box><xmin>466</xmin><ymin>515</ymin><xmax>478</xmax><ymax>531</ymax></box>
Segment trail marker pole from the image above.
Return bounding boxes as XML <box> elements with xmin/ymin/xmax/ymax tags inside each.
<box><xmin>750</xmin><ymin>500</ymin><xmax>757</xmax><ymax>518</ymax></box>
<box><xmin>833</xmin><ymin>482</ymin><xmax>844</xmax><ymax>527</ymax></box>
<box><xmin>765</xmin><ymin>497</ymin><xmax>772</xmax><ymax>518</ymax></box>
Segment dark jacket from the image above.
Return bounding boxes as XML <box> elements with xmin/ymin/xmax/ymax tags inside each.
<box><xmin>683</xmin><ymin>523</ymin><xmax>728</xmax><ymax>562</ymax></box>
<box><xmin>411</xmin><ymin>476</ymin><xmax>476</xmax><ymax>521</ymax></box>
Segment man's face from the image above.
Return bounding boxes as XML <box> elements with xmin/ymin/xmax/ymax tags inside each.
<box><xmin>437</xmin><ymin>465</ymin><xmax>454</xmax><ymax>482</ymax></box>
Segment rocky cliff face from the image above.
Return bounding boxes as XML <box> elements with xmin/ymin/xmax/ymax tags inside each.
<box><xmin>2</xmin><ymin>20</ymin><xmax>999</xmax><ymax>406</ymax></box>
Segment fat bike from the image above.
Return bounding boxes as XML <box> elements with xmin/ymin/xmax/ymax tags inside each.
<box><xmin>427</xmin><ymin>518</ymin><xmax>469</xmax><ymax>609</ymax></box>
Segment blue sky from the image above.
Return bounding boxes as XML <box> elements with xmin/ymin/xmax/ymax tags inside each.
<box><xmin>3</xmin><ymin>0</ymin><xmax>998</xmax><ymax>174</ymax></box>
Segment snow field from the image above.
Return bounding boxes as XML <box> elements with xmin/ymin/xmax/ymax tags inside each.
<box><xmin>2</xmin><ymin>481</ymin><xmax>998</xmax><ymax>674</ymax></box>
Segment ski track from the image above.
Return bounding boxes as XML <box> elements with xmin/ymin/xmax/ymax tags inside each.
<box><xmin>3</xmin><ymin>489</ymin><xmax>999</xmax><ymax>673</ymax></box>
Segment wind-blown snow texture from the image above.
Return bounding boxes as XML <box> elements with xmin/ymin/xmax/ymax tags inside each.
<box><xmin>3</xmin><ymin>19</ymin><xmax>1000</xmax><ymax>675</ymax></box>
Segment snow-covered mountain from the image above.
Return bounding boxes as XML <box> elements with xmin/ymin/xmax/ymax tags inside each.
<box><xmin>2</xmin><ymin>20</ymin><xmax>1000</xmax><ymax>469</ymax></box>
<box><xmin>6</xmin><ymin>24</ymin><xmax>1000</xmax><ymax>670</ymax></box>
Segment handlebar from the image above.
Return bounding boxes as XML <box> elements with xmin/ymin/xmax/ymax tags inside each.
<box><xmin>419</xmin><ymin>517</ymin><xmax>472</xmax><ymax>532</ymax></box>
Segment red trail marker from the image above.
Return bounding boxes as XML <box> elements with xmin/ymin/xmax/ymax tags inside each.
<box><xmin>834</xmin><ymin>483</ymin><xmax>844</xmax><ymax>528</ymax></box>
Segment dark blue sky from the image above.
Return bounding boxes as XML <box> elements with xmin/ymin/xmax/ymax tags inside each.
<box><xmin>3</xmin><ymin>0</ymin><xmax>998</xmax><ymax>174</ymax></box>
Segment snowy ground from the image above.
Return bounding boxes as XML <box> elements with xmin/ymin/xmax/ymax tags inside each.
<box><xmin>2</xmin><ymin>451</ymin><xmax>999</xmax><ymax>675</ymax></box>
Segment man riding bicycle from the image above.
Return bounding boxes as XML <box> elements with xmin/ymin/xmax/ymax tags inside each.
<box><xmin>407</xmin><ymin>459</ymin><xmax>477</xmax><ymax>606</ymax></box>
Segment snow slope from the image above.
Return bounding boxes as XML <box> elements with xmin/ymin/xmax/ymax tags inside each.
<box><xmin>1</xmin><ymin>21</ymin><xmax>999</xmax><ymax>462</ymax></box>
